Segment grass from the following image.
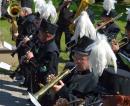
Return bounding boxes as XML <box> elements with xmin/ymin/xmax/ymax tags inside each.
<box><xmin>0</xmin><ymin>19</ymin><xmax>15</xmax><ymax>44</ymax></box>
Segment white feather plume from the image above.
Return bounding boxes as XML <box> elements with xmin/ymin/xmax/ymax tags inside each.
<box><xmin>88</xmin><ymin>33</ymin><xmax>117</xmax><ymax>76</ymax></box>
<box><xmin>40</xmin><ymin>1</ymin><xmax>57</xmax><ymax>23</ymax></box>
<box><xmin>126</xmin><ymin>8</ymin><xmax>130</xmax><ymax>21</ymax></box>
<box><xmin>34</xmin><ymin>0</ymin><xmax>46</xmax><ymax>14</ymax></box>
<box><xmin>103</xmin><ymin>0</ymin><xmax>117</xmax><ymax>15</ymax></box>
<box><xmin>34</xmin><ymin>0</ymin><xmax>57</xmax><ymax>23</ymax></box>
<box><xmin>71</xmin><ymin>11</ymin><xmax>97</xmax><ymax>43</ymax></box>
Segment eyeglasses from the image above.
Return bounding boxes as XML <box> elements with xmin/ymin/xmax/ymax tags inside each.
<box><xmin>73</xmin><ymin>54</ymin><xmax>88</xmax><ymax>61</ymax></box>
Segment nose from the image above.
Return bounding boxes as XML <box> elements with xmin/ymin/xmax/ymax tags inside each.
<box><xmin>75</xmin><ymin>59</ymin><xmax>81</xmax><ymax>64</ymax></box>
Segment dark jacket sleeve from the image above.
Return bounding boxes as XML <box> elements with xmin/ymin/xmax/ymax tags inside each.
<box><xmin>28</xmin><ymin>51</ymin><xmax>59</xmax><ymax>74</ymax></box>
<box><xmin>56</xmin><ymin>85</ymin><xmax>70</xmax><ymax>100</ymax></box>
<box><xmin>56</xmin><ymin>85</ymin><xmax>82</xmax><ymax>104</ymax></box>
<box><xmin>98</xmin><ymin>23</ymin><xmax>120</xmax><ymax>40</ymax></box>
<box><xmin>107</xmin><ymin>26</ymin><xmax>120</xmax><ymax>39</ymax></box>
<box><xmin>55</xmin><ymin>62</ymin><xmax>76</xmax><ymax>100</ymax></box>
<box><xmin>47</xmin><ymin>52</ymin><xmax>59</xmax><ymax>75</ymax></box>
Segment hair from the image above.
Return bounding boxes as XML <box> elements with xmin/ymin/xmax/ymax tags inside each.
<box><xmin>22</xmin><ymin>7</ymin><xmax>32</xmax><ymax>14</ymax></box>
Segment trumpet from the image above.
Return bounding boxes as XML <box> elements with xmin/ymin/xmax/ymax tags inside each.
<box><xmin>28</xmin><ymin>66</ymin><xmax>76</xmax><ymax>106</ymax></box>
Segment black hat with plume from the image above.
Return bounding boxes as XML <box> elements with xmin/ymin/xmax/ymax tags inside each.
<box><xmin>102</xmin><ymin>0</ymin><xmax>117</xmax><ymax>18</ymax></box>
<box><xmin>73</xmin><ymin>36</ymin><xmax>94</xmax><ymax>55</ymax></box>
<box><xmin>40</xmin><ymin>19</ymin><xmax>58</xmax><ymax>35</ymax></box>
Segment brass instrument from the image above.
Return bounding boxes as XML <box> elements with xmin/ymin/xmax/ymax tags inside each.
<box><xmin>7</xmin><ymin>1</ymin><xmax>21</xmax><ymax>17</ymax></box>
<box><xmin>7</xmin><ymin>1</ymin><xmax>21</xmax><ymax>40</ymax></box>
<box><xmin>96</xmin><ymin>13</ymin><xmax>123</xmax><ymax>31</ymax></box>
<box><xmin>111</xmin><ymin>37</ymin><xmax>129</xmax><ymax>49</ymax></box>
<box><xmin>118</xmin><ymin>37</ymin><xmax>129</xmax><ymax>48</ymax></box>
<box><xmin>28</xmin><ymin>66</ymin><xmax>76</xmax><ymax>106</ymax></box>
<box><xmin>69</xmin><ymin>0</ymin><xmax>94</xmax><ymax>34</ymax></box>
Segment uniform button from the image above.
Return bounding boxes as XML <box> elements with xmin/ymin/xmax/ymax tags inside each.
<box><xmin>116</xmin><ymin>91</ymin><xmax>120</xmax><ymax>94</ymax></box>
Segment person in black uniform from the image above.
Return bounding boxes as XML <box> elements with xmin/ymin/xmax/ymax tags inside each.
<box><xmin>97</xmin><ymin>0</ymin><xmax>120</xmax><ymax>42</ymax></box>
<box><xmin>11</xmin><ymin>6</ymin><xmax>38</xmax><ymax>82</ymax></box>
<box><xmin>121</xmin><ymin>21</ymin><xmax>130</xmax><ymax>59</ymax></box>
<box><xmin>52</xmin><ymin>35</ymin><xmax>119</xmax><ymax>106</ymax></box>
<box><xmin>55</xmin><ymin>0</ymin><xmax>74</xmax><ymax>51</ymax></box>
<box><xmin>112</xmin><ymin>21</ymin><xmax>130</xmax><ymax>71</ymax></box>
<box><xmin>99</xmin><ymin>21</ymin><xmax>130</xmax><ymax>96</ymax></box>
<box><xmin>16</xmin><ymin>6</ymin><xmax>38</xmax><ymax>61</ymax></box>
<box><xmin>104</xmin><ymin>20</ymin><xmax>130</xmax><ymax>95</ymax></box>
<box><xmin>52</xmin><ymin>36</ymin><xmax>130</xmax><ymax>106</ymax></box>
<box><xmin>26</xmin><ymin>19</ymin><xmax>59</xmax><ymax>106</ymax></box>
<box><xmin>26</xmin><ymin>18</ymin><xmax>59</xmax><ymax>75</ymax></box>
<box><xmin>118</xmin><ymin>21</ymin><xmax>130</xmax><ymax>71</ymax></box>
<box><xmin>97</xmin><ymin>9</ymin><xmax>120</xmax><ymax>41</ymax></box>
<box><xmin>53</xmin><ymin>37</ymin><xmax>99</xmax><ymax>106</ymax></box>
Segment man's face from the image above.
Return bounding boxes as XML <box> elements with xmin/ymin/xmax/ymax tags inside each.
<box><xmin>74</xmin><ymin>53</ymin><xmax>90</xmax><ymax>71</ymax></box>
<box><xmin>38</xmin><ymin>30</ymin><xmax>54</xmax><ymax>43</ymax></box>
<box><xmin>38</xmin><ymin>31</ymin><xmax>48</xmax><ymax>43</ymax></box>
<box><xmin>20</xmin><ymin>10</ymin><xmax>26</xmax><ymax>17</ymax></box>
<box><xmin>126</xmin><ymin>29</ymin><xmax>130</xmax><ymax>40</ymax></box>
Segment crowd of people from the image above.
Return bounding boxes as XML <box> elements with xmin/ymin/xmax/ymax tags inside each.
<box><xmin>0</xmin><ymin>0</ymin><xmax>130</xmax><ymax>106</ymax></box>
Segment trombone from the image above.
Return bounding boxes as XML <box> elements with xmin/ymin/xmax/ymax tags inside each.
<box><xmin>118</xmin><ymin>37</ymin><xmax>129</xmax><ymax>48</ymax></box>
<box><xmin>112</xmin><ymin>37</ymin><xmax>129</xmax><ymax>49</ymax></box>
<box><xmin>96</xmin><ymin>13</ymin><xmax>123</xmax><ymax>31</ymax></box>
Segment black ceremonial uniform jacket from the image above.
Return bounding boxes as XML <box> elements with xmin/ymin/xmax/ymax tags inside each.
<box><xmin>98</xmin><ymin>22</ymin><xmax>120</xmax><ymax>41</ymax></box>
<box><xmin>17</xmin><ymin>14</ymin><xmax>37</xmax><ymax>41</ymax></box>
<box><xmin>55</xmin><ymin>62</ymin><xmax>98</xmax><ymax>104</ymax></box>
<box><xmin>24</xmin><ymin>36</ymin><xmax>59</xmax><ymax>106</ymax></box>
<box><xmin>99</xmin><ymin>67</ymin><xmax>130</xmax><ymax>95</ymax></box>
<box><xmin>16</xmin><ymin>14</ymin><xmax>38</xmax><ymax>59</ymax></box>
<box><xmin>57</xmin><ymin>4</ymin><xmax>74</xmax><ymax>28</ymax></box>
<box><xmin>30</xmin><ymin>39</ymin><xmax>59</xmax><ymax>80</ymax></box>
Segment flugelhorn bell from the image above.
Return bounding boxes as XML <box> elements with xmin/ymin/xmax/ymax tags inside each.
<box><xmin>7</xmin><ymin>3</ymin><xmax>21</xmax><ymax>17</ymax></box>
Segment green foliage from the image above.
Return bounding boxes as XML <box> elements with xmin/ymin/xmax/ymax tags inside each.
<box><xmin>59</xmin><ymin>34</ymin><xmax>70</xmax><ymax>61</ymax></box>
<box><xmin>69</xmin><ymin>1</ymin><xmax>78</xmax><ymax>13</ymax></box>
<box><xmin>53</xmin><ymin>0</ymin><xmax>62</xmax><ymax>8</ymax></box>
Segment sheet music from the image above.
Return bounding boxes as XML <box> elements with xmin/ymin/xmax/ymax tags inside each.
<box><xmin>3</xmin><ymin>41</ymin><xmax>13</xmax><ymax>50</ymax></box>
<box><xmin>0</xmin><ymin>62</ymin><xmax>11</xmax><ymax>70</ymax></box>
